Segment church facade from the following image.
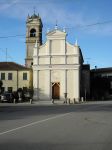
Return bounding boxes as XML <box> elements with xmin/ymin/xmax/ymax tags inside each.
<box><xmin>33</xmin><ymin>28</ymin><xmax>84</xmax><ymax>102</ymax></box>
<box><xmin>24</xmin><ymin>13</ymin><xmax>89</xmax><ymax>102</ymax></box>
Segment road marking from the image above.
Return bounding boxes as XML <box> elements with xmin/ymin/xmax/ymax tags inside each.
<box><xmin>0</xmin><ymin>112</ymin><xmax>71</xmax><ymax>136</ymax></box>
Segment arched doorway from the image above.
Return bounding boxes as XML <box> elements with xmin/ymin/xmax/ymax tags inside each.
<box><xmin>52</xmin><ymin>82</ymin><xmax>60</xmax><ymax>99</ymax></box>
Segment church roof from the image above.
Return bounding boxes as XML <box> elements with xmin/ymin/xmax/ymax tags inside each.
<box><xmin>0</xmin><ymin>62</ymin><xmax>31</xmax><ymax>71</ymax></box>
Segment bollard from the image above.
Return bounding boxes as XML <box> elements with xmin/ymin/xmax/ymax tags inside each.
<box><xmin>52</xmin><ymin>99</ymin><xmax>54</xmax><ymax>104</ymax></box>
<box><xmin>73</xmin><ymin>98</ymin><xmax>76</xmax><ymax>104</ymax></box>
<box><xmin>30</xmin><ymin>99</ymin><xmax>32</xmax><ymax>104</ymax></box>
<box><xmin>19</xmin><ymin>97</ymin><xmax>22</xmax><ymax>102</ymax></box>
<box><xmin>81</xmin><ymin>97</ymin><xmax>84</xmax><ymax>103</ymax></box>
<box><xmin>14</xmin><ymin>99</ymin><xmax>16</xmax><ymax>104</ymax></box>
<box><xmin>68</xmin><ymin>98</ymin><xmax>70</xmax><ymax>104</ymax></box>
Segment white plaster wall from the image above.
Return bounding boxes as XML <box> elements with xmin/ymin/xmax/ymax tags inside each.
<box><xmin>67</xmin><ymin>70</ymin><xmax>75</xmax><ymax>99</ymax></box>
<box><xmin>74</xmin><ymin>69</ymin><xmax>80</xmax><ymax>101</ymax></box>
<box><xmin>66</xmin><ymin>43</ymin><xmax>80</xmax><ymax>55</ymax></box>
<box><xmin>39</xmin><ymin>70</ymin><xmax>50</xmax><ymax>100</ymax></box>
<box><xmin>60</xmin><ymin>70</ymin><xmax>66</xmax><ymax>100</ymax></box>
<box><xmin>67</xmin><ymin>70</ymin><xmax>80</xmax><ymax>101</ymax></box>
<box><xmin>51</xmin><ymin>57</ymin><xmax>65</xmax><ymax>64</ymax></box>
<box><xmin>51</xmin><ymin>40</ymin><xmax>64</xmax><ymax>54</ymax></box>
<box><xmin>33</xmin><ymin>70</ymin><xmax>38</xmax><ymax>89</ymax></box>
<box><xmin>39</xmin><ymin>57</ymin><xmax>50</xmax><ymax>64</ymax></box>
<box><xmin>66</xmin><ymin>43</ymin><xmax>75</xmax><ymax>54</ymax></box>
<box><xmin>51</xmin><ymin>70</ymin><xmax>61</xmax><ymax>82</ymax></box>
<box><xmin>67</xmin><ymin>56</ymin><xmax>79</xmax><ymax>64</ymax></box>
<box><xmin>39</xmin><ymin>44</ymin><xmax>47</xmax><ymax>55</ymax></box>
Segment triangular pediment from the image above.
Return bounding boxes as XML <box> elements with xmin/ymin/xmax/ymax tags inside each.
<box><xmin>47</xmin><ymin>29</ymin><xmax>67</xmax><ymax>37</ymax></box>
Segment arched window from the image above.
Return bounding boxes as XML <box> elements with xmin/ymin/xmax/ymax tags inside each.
<box><xmin>30</xmin><ymin>28</ymin><xmax>36</xmax><ymax>37</ymax></box>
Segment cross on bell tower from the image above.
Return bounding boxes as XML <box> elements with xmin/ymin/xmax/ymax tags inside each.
<box><xmin>25</xmin><ymin>13</ymin><xmax>43</xmax><ymax>67</ymax></box>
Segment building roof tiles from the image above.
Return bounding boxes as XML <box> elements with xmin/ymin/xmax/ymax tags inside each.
<box><xmin>0</xmin><ymin>62</ymin><xmax>31</xmax><ymax>71</ymax></box>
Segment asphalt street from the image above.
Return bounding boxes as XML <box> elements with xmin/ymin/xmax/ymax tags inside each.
<box><xmin>0</xmin><ymin>101</ymin><xmax>112</xmax><ymax>150</ymax></box>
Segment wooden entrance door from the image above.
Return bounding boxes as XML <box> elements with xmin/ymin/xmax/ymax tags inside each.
<box><xmin>52</xmin><ymin>82</ymin><xmax>60</xmax><ymax>99</ymax></box>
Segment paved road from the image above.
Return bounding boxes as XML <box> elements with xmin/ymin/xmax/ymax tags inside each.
<box><xmin>0</xmin><ymin>101</ymin><xmax>112</xmax><ymax>150</ymax></box>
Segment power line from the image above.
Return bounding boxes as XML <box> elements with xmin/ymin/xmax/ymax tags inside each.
<box><xmin>0</xmin><ymin>19</ymin><xmax>112</xmax><ymax>39</ymax></box>
<box><xmin>0</xmin><ymin>48</ymin><xmax>14</xmax><ymax>61</ymax></box>
<box><xmin>0</xmin><ymin>34</ymin><xmax>25</xmax><ymax>38</ymax></box>
<box><xmin>65</xmin><ymin>20</ymin><xmax>112</xmax><ymax>30</ymax></box>
<box><xmin>79</xmin><ymin>20</ymin><xmax>112</xmax><ymax>28</ymax></box>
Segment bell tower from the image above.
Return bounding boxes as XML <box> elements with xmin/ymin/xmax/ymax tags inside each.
<box><xmin>25</xmin><ymin>13</ymin><xmax>43</xmax><ymax>67</ymax></box>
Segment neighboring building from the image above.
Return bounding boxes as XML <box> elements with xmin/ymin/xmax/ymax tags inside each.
<box><xmin>0</xmin><ymin>62</ymin><xmax>33</xmax><ymax>93</ymax></box>
<box><xmin>91</xmin><ymin>67</ymin><xmax>112</xmax><ymax>100</ymax></box>
<box><xmin>33</xmin><ymin>28</ymin><xmax>84</xmax><ymax>102</ymax></box>
<box><xmin>81</xmin><ymin>64</ymin><xmax>90</xmax><ymax>100</ymax></box>
<box><xmin>25</xmin><ymin>13</ymin><xmax>43</xmax><ymax>68</ymax></box>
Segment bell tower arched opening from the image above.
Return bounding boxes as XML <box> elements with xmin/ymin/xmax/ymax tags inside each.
<box><xmin>30</xmin><ymin>28</ymin><xmax>36</xmax><ymax>37</ymax></box>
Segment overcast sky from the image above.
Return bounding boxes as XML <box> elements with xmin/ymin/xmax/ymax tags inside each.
<box><xmin>0</xmin><ymin>0</ymin><xmax>112</xmax><ymax>68</ymax></box>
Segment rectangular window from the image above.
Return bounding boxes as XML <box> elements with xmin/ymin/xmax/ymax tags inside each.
<box><xmin>1</xmin><ymin>73</ymin><xmax>5</xmax><ymax>80</ymax></box>
<box><xmin>8</xmin><ymin>73</ymin><xmax>12</xmax><ymax>80</ymax></box>
<box><xmin>23</xmin><ymin>73</ymin><xmax>27</xmax><ymax>80</ymax></box>
<box><xmin>8</xmin><ymin>87</ymin><xmax>13</xmax><ymax>92</ymax></box>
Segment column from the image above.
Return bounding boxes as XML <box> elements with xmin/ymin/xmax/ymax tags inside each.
<box><xmin>33</xmin><ymin>70</ymin><xmax>39</xmax><ymax>101</ymax></box>
<box><xmin>49</xmin><ymin>70</ymin><xmax>51</xmax><ymax>100</ymax></box>
<box><xmin>65</xmin><ymin>69</ymin><xmax>67</xmax><ymax>94</ymax></box>
<box><xmin>76</xmin><ymin>68</ymin><xmax>80</xmax><ymax>102</ymax></box>
<box><xmin>64</xmin><ymin>69</ymin><xmax>67</xmax><ymax>101</ymax></box>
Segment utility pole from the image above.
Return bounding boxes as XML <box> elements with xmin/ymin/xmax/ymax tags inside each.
<box><xmin>6</xmin><ymin>48</ymin><xmax>7</xmax><ymax>62</ymax></box>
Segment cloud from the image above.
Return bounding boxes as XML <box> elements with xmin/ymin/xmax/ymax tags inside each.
<box><xmin>0</xmin><ymin>0</ymin><xmax>112</xmax><ymax>36</ymax></box>
<box><xmin>0</xmin><ymin>0</ymin><xmax>19</xmax><ymax>11</ymax></box>
<box><xmin>0</xmin><ymin>0</ymin><xmax>85</xmax><ymax>27</ymax></box>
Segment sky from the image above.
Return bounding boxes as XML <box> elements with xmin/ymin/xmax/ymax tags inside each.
<box><xmin>0</xmin><ymin>0</ymin><xmax>112</xmax><ymax>69</ymax></box>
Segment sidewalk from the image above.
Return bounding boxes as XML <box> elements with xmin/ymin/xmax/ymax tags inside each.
<box><xmin>0</xmin><ymin>100</ymin><xmax>112</xmax><ymax>107</ymax></box>
<box><xmin>0</xmin><ymin>99</ymin><xmax>73</xmax><ymax>106</ymax></box>
<box><xmin>0</xmin><ymin>100</ymin><xmax>62</xmax><ymax>106</ymax></box>
<box><xmin>32</xmin><ymin>100</ymin><xmax>65</xmax><ymax>105</ymax></box>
